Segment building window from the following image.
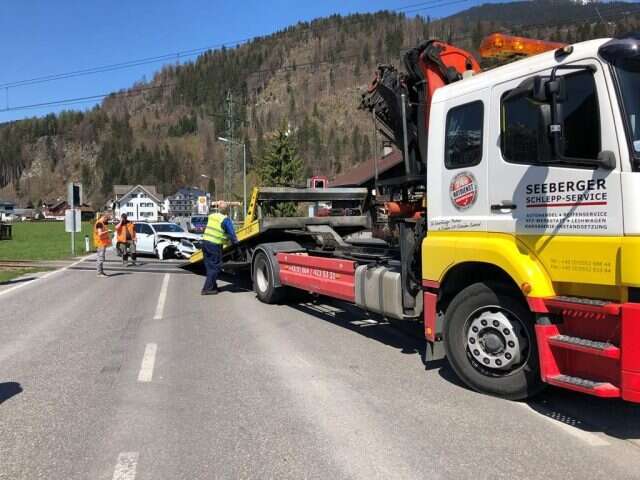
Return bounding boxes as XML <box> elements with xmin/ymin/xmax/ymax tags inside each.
<box><xmin>445</xmin><ymin>101</ymin><xmax>484</xmax><ymax>169</ymax></box>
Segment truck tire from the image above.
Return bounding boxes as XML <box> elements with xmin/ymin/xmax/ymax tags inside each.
<box><xmin>443</xmin><ymin>282</ymin><xmax>544</xmax><ymax>400</ymax></box>
<box><xmin>252</xmin><ymin>251</ymin><xmax>284</xmax><ymax>304</ymax></box>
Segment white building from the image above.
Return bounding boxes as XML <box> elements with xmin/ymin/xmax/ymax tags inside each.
<box><xmin>110</xmin><ymin>185</ymin><xmax>164</xmax><ymax>222</ymax></box>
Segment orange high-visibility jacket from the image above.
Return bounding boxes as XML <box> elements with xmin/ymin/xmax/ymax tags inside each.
<box><xmin>116</xmin><ymin>222</ymin><xmax>136</xmax><ymax>243</ymax></box>
<box><xmin>94</xmin><ymin>220</ymin><xmax>111</xmax><ymax>247</ymax></box>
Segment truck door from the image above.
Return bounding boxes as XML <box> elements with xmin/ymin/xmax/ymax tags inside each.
<box><xmin>488</xmin><ymin>61</ymin><xmax>624</xmax><ymax>289</ymax></box>
<box><xmin>428</xmin><ymin>94</ymin><xmax>489</xmax><ymax>232</ymax></box>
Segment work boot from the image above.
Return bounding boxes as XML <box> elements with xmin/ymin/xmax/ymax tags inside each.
<box><xmin>200</xmin><ymin>289</ymin><xmax>219</xmax><ymax>296</ymax></box>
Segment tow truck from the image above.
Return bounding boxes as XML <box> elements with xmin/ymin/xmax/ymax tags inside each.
<box><xmin>190</xmin><ymin>33</ymin><xmax>640</xmax><ymax>402</ymax></box>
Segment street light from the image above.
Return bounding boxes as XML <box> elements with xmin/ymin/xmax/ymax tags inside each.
<box><xmin>217</xmin><ymin>136</ymin><xmax>247</xmax><ymax>220</ymax></box>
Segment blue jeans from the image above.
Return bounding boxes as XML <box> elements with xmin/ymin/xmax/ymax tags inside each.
<box><xmin>202</xmin><ymin>241</ymin><xmax>222</xmax><ymax>292</ymax></box>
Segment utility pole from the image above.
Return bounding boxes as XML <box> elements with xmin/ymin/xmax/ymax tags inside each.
<box><xmin>224</xmin><ymin>90</ymin><xmax>235</xmax><ymax>202</ymax></box>
<box><xmin>372</xmin><ymin>110</ymin><xmax>379</xmax><ymax>195</ymax></box>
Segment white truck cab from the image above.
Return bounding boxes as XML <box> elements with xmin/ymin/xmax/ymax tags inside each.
<box><xmin>426</xmin><ymin>37</ymin><xmax>640</xmax><ymax>294</ymax></box>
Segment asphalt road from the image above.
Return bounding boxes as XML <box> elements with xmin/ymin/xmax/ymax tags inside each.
<box><xmin>2</xmin><ymin>254</ymin><xmax>640</xmax><ymax>479</ymax></box>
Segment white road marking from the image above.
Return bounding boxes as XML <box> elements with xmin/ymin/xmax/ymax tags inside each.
<box><xmin>112</xmin><ymin>452</ymin><xmax>139</xmax><ymax>480</ymax></box>
<box><xmin>137</xmin><ymin>343</ymin><xmax>158</xmax><ymax>382</ymax></box>
<box><xmin>0</xmin><ymin>255</ymin><xmax>91</xmax><ymax>298</ymax></box>
<box><xmin>153</xmin><ymin>273</ymin><xmax>170</xmax><ymax>320</ymax></box>
<box><xmin>515</xmin><ymin>402</ymin><xmax>610</xmax><ymax>446</ymax></box>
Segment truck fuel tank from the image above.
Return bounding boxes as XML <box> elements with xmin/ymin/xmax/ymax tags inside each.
<box><xmin>355</xmin><ymin>265</ymin><xmax>405</xmax><ymax>320</ymax></box>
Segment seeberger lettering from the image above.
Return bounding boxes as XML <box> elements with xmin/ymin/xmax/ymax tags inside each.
<box><xmin>522</xmin><ymin>178</ymin><xmax>610</xmax><ymax>232</ymax></box>
<box><xmin>525</xmin><ymin>179</ymin><xmax>606</xmax><ymax>194</ymax></box>
<box><xmin>525</xmin><ymin>179</ymin><xmax>608</xmax><ymax>207</ymax></box>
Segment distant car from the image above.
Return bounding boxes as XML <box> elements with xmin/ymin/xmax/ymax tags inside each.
<box><xmin>189</xmin><ymin>215</ymin><xmax>208</xmax><ymax>234</ymax></box>
<box><xmin>112</xmin><ymin>222</ymin><xmax>202</xmax><ymax>260</ymax></box>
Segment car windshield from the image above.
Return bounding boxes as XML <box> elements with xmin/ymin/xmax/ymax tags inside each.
<box><xmin>614</xmin><ymin>60</ymin><xmax>640</xmax><ymax>163</ymax></box>
<box><xmin>153</xmin><ymin>223</ymin><xmax>184</xmax><ymax>233</ymax></box>
<box><xmin>191</xmin><ymin>216</ymin><xmax>207</xmax><ymax>224</ymax></box>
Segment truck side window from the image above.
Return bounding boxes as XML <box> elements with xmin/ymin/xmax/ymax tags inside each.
<box><xmin>445</xmin><ymin>100</ymin><xmax>484</xmax><ymax>169</ymax></box>
<box><xmin>502</xmin><ymin>70</ymin><xmax>601</xmax><ymax>165</ymax></box>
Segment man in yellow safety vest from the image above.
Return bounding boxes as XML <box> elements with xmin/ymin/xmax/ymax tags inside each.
<box><xmin>201</xmin><ymin>201</ymin><xmax>238</xmax><ymax>295</ymax></box>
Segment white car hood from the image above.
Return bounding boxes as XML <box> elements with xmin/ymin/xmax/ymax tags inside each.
<box><xmin>156</xmin><ymin>232</ymin><xmax>202</xmax><ymax>241</ymax></box>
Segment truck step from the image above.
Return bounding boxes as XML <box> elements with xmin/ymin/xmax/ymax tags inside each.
<box><xmin>548</xmin><ymin>335</ymin><xmax>620</xmax><ymax>359</ymax></box>
<box><xmin>547</xmin><ymin>374</ymin><xmax>620</xmax><ymax>398</ymax></box>
<box><xmin>545</xmin><ymin>296</ymin><xmax>621</xmax><ymax>316</ymax></box>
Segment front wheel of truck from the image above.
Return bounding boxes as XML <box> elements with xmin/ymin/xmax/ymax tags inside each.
<box><xmin>443</xmin><ymin>282</ymin><xmax>544</xmax><ymax>400</ymax></box>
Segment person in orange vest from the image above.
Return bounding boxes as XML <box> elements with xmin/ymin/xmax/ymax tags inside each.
<box><xmin>94</xmin><ymin>212</ymin><xmax>112</xmax><ymax>277</ymax></box>
<box><xmin>116</xmin><ymin>213</ymin><xmax>137</xmax><ymax>266</ymax></box>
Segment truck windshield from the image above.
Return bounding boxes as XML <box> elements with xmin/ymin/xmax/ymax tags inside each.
<box><xmin>614</xmin><ymin>62</ymin><xmax>640</xmax><ymax>167</ymax></box>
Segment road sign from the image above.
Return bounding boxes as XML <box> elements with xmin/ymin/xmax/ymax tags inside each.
<box><xmin>197</xmin><ymin>196</ymin><xmax>209</xmax><ymax>215</ymax></box>
<box><xmin>65</xmin><ymin>209</ymin><xmax>81</xmax><ymax>233</ymax></box>
<box><xmin>68</xmin><ymin>183</ymin><xmax>82</xmax><ymax>207</ymax></box>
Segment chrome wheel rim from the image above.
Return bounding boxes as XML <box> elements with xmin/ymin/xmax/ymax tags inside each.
<box><xmin>256</xmin><ymin>262</ymin><xmax>269</xmax><ymax>293</ymax></box>
<box><xmin>464</xmin><ymin>306</ymin><xmax>530</xmax><ymax>376</ymax></box>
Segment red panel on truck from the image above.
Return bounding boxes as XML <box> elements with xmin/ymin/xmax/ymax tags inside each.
<box><xmin>622</xmin><ymin>303</ymin><xmax>640</xmax><ymax>402</ymax></box>
<box><xmin>276</xmin><ymin>253</ymin><xmax>357</xmax><ymax>302</ymax></box>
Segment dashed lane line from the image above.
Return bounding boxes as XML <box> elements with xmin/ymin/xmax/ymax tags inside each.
<box><xmin>137</xmin><ymin>343</ymin><xmax>158</xmax><ymax>383</ymax></box>
<box><xmin>112</xmin><ymin>452</ymin><xmax>139</xmax><ymax>480</ymax></box>
<box><xmin>153</xmin><ymin>273</ymin><xmax>170</xmax><ymax>320</ymax></box>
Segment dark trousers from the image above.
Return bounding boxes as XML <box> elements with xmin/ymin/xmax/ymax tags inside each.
<box><xmin>117</xmin><ymin>241</ymin><xmax>137</xmax><ymax>263</ymax></box>
<box><xmin>202</xmin><ymin>240</ymin><xmax>222</xmax><ymax>292</ymax></box>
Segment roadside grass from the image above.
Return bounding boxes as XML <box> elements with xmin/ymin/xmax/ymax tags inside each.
<box><xmin>0</xmin><ymin>267</ymin><xmax>48</xmax><ymax>284</ymax></box>
<box><xmin>0</xmin><ymin>222</ymin><xmax>95</xmax><ymax>260</ymax></box>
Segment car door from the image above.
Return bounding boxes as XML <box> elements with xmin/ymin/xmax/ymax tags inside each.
<box><xmin>135</xmin><ymin>223</ymin><xmax>154</xmax><ymax>253</ymax></box>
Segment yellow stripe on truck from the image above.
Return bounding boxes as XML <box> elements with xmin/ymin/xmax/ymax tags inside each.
<box><xmin>422</xmin><ymin>232</ymin><xmax>555</xmax><ymax>298</ymax></box>
<box><xmin>423</xmin><ymin>232</ymin><xmax>640</xmax><ymax>302</ymax></box>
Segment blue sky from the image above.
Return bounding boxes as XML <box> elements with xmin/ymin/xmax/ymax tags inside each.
<box><xmin>0</xmin><ymin>0</ymin><xmax>490</xmax><ymax>122</ymax></box>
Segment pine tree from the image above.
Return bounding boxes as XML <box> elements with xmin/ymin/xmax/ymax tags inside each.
<box><xmin>258</xmin><ymin>124</ymin><xmax>304</xmax><ymax>216</ymax></box>
<box><xmin>258</xmin><ymin>124</ymin><xmax>303</xmax><ymax>187</ymax></box>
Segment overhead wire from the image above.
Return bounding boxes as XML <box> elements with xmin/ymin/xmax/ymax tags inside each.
<box><xmin>0</xmin><ymin>0</ymin><xmax>466</xmax><ymax>91</ymax></box>
<box><xmin>3</xmin><ymin>1</ymin><xmax>640</xmax><ymax>115</ymax></box>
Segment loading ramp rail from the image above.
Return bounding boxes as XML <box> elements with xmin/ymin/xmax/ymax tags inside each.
<box><xmin>186</xmin><ymin>187</ymin><xmax>371</xmax><ymax>267</ymax></box>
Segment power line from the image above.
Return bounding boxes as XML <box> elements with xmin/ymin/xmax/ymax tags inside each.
<box><xmin>3</xmin><ymin>3</ymin><xmax>640</xmax><ymax>115</ymax></box>
<box><xmin>0</xmin><ymin>0</ymin><xmax>467</xmax><ymax>91</ymax></box>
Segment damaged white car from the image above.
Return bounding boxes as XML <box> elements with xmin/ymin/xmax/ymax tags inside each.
<box><xmin>113</xmin><ymin>222</ymin><xmax>203</xmax><ymax>260</ymax></box>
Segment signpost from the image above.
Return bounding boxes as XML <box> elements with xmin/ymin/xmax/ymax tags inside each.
<box><xmin>197</xmin><ymin>196</ymin><xmax>209</xmax><ymax>215</ymax></box>
<box><xmin>67</xmin><ymin>183</ymin><xmax>82</xmax><ymax>256</ymax></box>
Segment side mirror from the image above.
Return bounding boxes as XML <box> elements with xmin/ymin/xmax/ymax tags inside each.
<box><xmin>506</xmin><ymin>75</ymin><xmax>567</xmax><ymax>104</ymax></box>
<box><xmin>539</xmin><ymin>76</ymin><xmax>566</xmax><ymax>103</ymax></box>
<box><xmin>597</xmin><ymin>150</ymin><xmax>617</xmax><ymax>170</ymax></box>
